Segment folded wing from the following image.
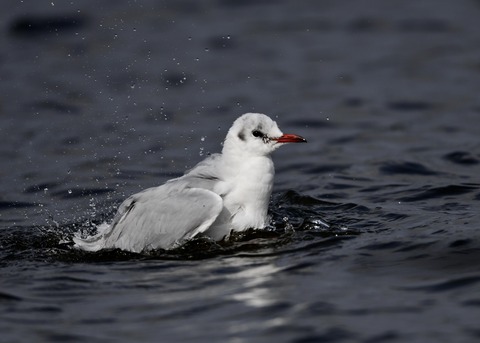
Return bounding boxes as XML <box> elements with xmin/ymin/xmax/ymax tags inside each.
<box><xmin>74</xmin><ymin>187</ymin><xmax>223</xmax><ymax>253</ymax></box>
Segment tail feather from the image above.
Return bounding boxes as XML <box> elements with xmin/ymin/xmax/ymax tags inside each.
<box><xmin>73</xmin><ymin>223</ymin><xmax>112</xmax><ymax>252</ymax></box>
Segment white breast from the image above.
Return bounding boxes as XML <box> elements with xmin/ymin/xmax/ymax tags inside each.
<box><xmin>206</xmin><ymin>155</ymin><xmax>275</xmax><ymax>239</ymax></box>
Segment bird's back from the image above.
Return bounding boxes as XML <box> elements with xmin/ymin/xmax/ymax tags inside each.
<box><xmin>74</xmin><ymin>154</ymin><xmax>226</xmax><ymax>252</ymax></box>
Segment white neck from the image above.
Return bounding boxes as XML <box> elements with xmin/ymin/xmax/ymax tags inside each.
<box><xmin>219</xmin><ymin>146</ymin><xmax>275</xmax><ymax>230</ymax></box>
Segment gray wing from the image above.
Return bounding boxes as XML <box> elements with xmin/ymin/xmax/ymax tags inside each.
<box><xmin>171</xmin><ymin>153</ymin><xmax>224</xmax><ymax>192</ymax></box>
<box><xmin>102</xmin><ymin>186</ymin><xmax>223</xmax><ymax>252</ymax></box>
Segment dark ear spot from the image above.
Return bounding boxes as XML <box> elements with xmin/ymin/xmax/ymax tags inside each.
<box><xmin>238</xmin><ymin>131</ymin><xmax>245</xmax><ymax>141</ymax></box>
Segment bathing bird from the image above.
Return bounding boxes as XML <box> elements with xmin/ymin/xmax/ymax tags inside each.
<box><xmin>74</xmin><ymin>113</ymin><xmax>306</xmax><ymax>252</ymax></box>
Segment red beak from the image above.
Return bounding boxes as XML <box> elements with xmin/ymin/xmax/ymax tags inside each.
<box><xmin>273</xmin><ymin>134</ymin><xmax>307</xmax><ymax>143</ymax></box>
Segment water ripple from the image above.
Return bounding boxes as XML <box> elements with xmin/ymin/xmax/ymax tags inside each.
<box><xmin>399</xmin><ymin>184</ymin><xmax>478</xmax><ymax>202</ymax></box>
<box><xmin>402</xmin><ymin>275</ymin><xmax>480</xmax><ymax>293</ymax></box>
<box><xmin>379</xmin><ymin>161</ymin><xmax>439</xmax><ymax>176</ymax></box>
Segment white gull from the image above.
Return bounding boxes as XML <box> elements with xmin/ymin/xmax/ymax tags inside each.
<box><xmin>73</xmin><ymin>113</ymin><xmax>306</xmax><ymax>252</ymax></box>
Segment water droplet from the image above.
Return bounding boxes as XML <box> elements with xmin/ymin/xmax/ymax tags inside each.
<box><xmin>200</xmin><ymin>136</ymin><xmax>206</xmax><ymax>142</ymax></box>
<box><xmin>68</xmin><ymin>189</ymin><xmax>72</xmax><ymax>194</ymax></box>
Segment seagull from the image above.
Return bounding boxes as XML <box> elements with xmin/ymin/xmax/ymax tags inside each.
<box><xmin>73</xmin><ymin>113</ymin><xmax>306</xmax><ymax>253</ymax></box>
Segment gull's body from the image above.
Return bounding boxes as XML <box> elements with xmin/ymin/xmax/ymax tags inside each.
<box><xmin>74</xmin><ymin>113</ymin><xmax>306</xmax><ymax>253</ymax></box>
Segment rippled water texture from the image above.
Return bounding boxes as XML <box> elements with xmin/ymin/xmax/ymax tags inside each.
<box><xmin>1</xmin><ymin>0</ymin><xmax>480</xmax><ymax>342</ymax></box>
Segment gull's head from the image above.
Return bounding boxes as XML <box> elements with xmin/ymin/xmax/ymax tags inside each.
<box><xmin>223</xmin><ymin>113</ymin><xmax>307</xmax><ymax>156</ymax></box>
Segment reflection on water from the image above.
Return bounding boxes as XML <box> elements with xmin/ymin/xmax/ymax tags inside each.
<box><xmin>228</xmin><ymin>259</ymin><xmax>281</xmax><ymax>308</ymax></box>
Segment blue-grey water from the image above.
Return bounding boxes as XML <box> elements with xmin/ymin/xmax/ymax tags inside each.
<box><xmin>1</xmin><ymin>1</ymin><xmax>480</xmax><ymax>342</ymax></box>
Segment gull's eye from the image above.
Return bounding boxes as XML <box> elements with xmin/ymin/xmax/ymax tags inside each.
<box><xmin>252</xmin><ymin>130</ymin><xmax>264</xmax><ymax>138</ymax></box>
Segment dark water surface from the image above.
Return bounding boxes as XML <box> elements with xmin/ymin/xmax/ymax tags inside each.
<box><xmin>1</xmin><ymin>0</ymin><xmax>480</xmax><ymax>342</ymax></box>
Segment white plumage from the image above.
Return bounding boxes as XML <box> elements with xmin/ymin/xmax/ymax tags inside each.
<box><xmin>74</xmin><ymin>113</ymin><xmax>306</xmax><ymax>252</ymax></box>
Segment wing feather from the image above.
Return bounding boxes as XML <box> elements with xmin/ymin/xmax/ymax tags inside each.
<box><xmin>75</xmin><ymin>186</ymin><xmax>223</xmax><ymax>252</ymax></box>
